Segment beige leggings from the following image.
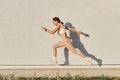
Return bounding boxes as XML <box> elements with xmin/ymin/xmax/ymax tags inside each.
<box><xmin>52</xmin><ymin>37</ymin><xmax>86</xmax><ymax>58</ymax></box>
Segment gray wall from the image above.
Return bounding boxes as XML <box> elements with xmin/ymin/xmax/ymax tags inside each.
<box><xmin>0</xmin><ymin>0</ymin><xmax>120</xmax><ymax>65</ymax></box>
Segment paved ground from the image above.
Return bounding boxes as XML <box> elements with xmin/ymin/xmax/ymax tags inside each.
<box><xmin>0</xmin><ymin>65</ymin><xmax>120</xmax><ymax>77</ymax></box>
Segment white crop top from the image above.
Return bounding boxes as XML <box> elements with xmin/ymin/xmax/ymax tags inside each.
<box><xmin>58</xmin><ymin>24</ymin><xmax>66</xmax><ymax>35</ymax></box>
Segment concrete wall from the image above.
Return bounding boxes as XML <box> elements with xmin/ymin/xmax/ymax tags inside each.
<box><xmin>0</xmin><ymin>0</ymin><xmax>120</xmax><ymax>66</ymax></box>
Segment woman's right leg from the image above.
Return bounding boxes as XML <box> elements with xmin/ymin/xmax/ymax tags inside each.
<box><xmin>52</xmin><ymin>40</ymin><xmax>65</xmax><ymax>57</ymax></box>
<box><xmin>51</xmin><ymin>40</ymin><xmax>65</xmax><ymax>64</ymax></box>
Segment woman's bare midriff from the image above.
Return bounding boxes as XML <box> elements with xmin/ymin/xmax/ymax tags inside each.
<box><xmin>59</xmin><ymin>32</ymin><xmax>71</xmax><ymax>44</ymax></box>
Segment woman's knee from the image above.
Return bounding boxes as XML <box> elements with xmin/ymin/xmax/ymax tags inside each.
<box><xmin>52</xmin><ymin>44</ymin><xmax>59</xmax><ymax>49</ymax></box>
<box><xmin>52</xmin><ymin>45</ymin><xmax>56</xmax><ymax>49</ymax></box>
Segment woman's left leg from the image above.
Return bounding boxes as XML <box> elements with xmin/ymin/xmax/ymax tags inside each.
<box><xmin>64</xmin><ymin>39</ymin><xmax>86</xmax><ymax>58</ymax></box>
<box><xmin>64</xmin><ymin>38</ymin><xmax>92</xmax><ymax>65</ymax></box>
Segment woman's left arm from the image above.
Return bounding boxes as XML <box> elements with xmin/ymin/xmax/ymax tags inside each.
<box><xmin>65</xmin><ymin>26</ymin><xmax>89</xmax><ymax>37</ymax></box>
<box><xmin>41</xmin><ymin>26</ymin><xmax>60</xmax><ymax>35</ymax></box>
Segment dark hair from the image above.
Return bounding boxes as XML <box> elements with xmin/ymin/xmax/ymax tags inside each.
<box><xmin>53</xmin><ymin>17</ymin><xmax>64</xmax><ymax>24</ymax></box>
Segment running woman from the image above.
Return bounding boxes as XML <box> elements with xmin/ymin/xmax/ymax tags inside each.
<box><xmin>41</xmin><ymin>17</ymin><xmax>92</xmax><ymax>65</ymax></box>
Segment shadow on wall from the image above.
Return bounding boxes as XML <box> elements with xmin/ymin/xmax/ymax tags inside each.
<box><xmin>61</xmin><ymin>22</ymin><xmax>102</xmax><ymax>66</ymax></box>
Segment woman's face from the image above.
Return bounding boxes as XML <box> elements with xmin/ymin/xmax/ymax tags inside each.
<box><xmin>53</xmin><ymin>20</ymin><xmax>59</xmax><ymax>26</ymax></box>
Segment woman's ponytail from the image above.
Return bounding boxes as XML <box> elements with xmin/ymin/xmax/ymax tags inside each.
<box><xmin>53</xmin><ymin>17</ymin><xmax>64</xmax><ymax>24</ymax></box>
<box><xmin>60</xmin><ymin>21</ymin><xmax>64</xmax><ymax>25</ymax></box>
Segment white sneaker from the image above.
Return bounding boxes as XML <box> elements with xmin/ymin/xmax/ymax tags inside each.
<box><xmin>85</xmin><ymin>57</ymin><xmax>92</xmax><ymax>66</ymax></box>
<box><xmin>49</xmin><ymin>60</ymin><xmax>57</xmax><ymax>65</ymax></box>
